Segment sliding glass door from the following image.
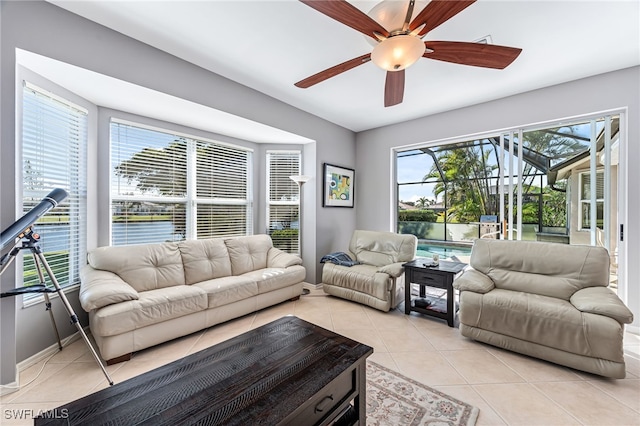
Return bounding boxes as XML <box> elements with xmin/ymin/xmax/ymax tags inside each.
<box><xmin>396</xmin><ymin>113</ymin><xmax>622</xmax><ymax>291</ymax></box>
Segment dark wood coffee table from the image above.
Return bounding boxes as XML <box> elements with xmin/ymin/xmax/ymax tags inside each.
<box><xmin>36</xmin><ymin>316</ymin><xmax>373</xmax><ymax>425</ymax></box>
<box><xmin>403</xmin><ymin>259</ymin><xmax>467</xmax><ymax>327</ymax></box>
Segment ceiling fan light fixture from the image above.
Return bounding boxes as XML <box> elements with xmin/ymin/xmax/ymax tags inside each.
<box><xmin>371</xmin><ymin>35</ymin><xmax>425</xmax><ymax>71</ymax></box>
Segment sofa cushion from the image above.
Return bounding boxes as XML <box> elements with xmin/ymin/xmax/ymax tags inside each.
<box><xmin>470</xmin><ymin>239</ymin><xmax>609</xmax><ymax>300</ymax></box>
<box><xmin>192</xmin><ymin>276</ymin><xmax>258</xmax><ymax>308</ymax></box>
<box><xmin>322</xmin><ymin>263</ymin><xmax>390</xmax><ymax>300</ymax></box>
<box><xmin>88</xmin><ymin>243</ymin><xmax>185</xmax><ymax>292</ymax></box>
<box><xmin>225</xmin><ymin>234</ymin><xmax>272</xmax><ymax>275</ymax></box>
<box><xmin>349</xmin><ymin>230</ymin><xmax>417</xmax><ymax>267</ymax></box>
<box><xmin>91</xmin><ymin>285</ymin><xmax>207</xmax><ymax>336</ymax></box>
<box><xmin>179</xmin><ymin>239</ymin><xmax>232</xmax><ymax>284</ymax></box>
<box><xmin>460</xmin><ymin>289</ymin><xmax>624</xmax><ymax>362</ymax></box>
<box><xmin>241</xmin><ymin>265</ymin><xmax>306</xmax><ymax>294</ymax></box>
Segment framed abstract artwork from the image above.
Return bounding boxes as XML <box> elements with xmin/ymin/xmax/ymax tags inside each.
<box><xmin>323</xmin><ymin>163</ymin><xmax>354</xmax><ymax>208</ymax></box>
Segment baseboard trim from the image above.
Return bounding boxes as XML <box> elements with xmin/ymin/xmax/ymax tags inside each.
<box><xmin>0</xmin><ymin>327</ymin><xmax>86</xmax><ymax>396</ymax></box>
<box><xmin>302</xmin><ymin>282</ymin><xmax>322</xmax><ymax>291</ymax></box>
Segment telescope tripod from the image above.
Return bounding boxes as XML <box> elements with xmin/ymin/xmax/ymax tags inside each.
<box><xmin>0</xmin><ymin>228</ymin><xmax>113</xmax><ymax>385</ymax></box>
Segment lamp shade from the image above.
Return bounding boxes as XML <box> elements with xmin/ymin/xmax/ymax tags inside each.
<box><xmin>289</xmin><ymin>175</ymin><xmax>312</xmax><ymax>185</ymax></box>
<box><xmin>365</xmin><ymin>0</ymin><xmax>429</xmax><ymax>47</ymax></box>
<box><xmin>371</xmin><ymin>35</ymin><xmax>425</xmax><ymax>71</ymax></box>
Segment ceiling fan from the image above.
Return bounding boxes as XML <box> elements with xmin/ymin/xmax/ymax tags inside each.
<box><xmin>295</xmin><ymin>0</ymin><xmax>523</xmax><ymax>107</ymax></box>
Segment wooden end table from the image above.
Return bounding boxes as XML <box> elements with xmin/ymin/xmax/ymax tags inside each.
<box><xmin>403</xmin><ymin>259</ymin><xmax>467</xmax><ymax>327</ymax></box>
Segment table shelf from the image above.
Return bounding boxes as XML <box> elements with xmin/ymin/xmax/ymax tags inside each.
<box><xmin>402</xmin><ymin>259</ymin><xmax>467</xmax><ymax>327</ymax></box>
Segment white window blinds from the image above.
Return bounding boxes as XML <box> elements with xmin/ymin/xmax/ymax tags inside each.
<box><xmin>21</xmin><ymin>83</ymin><xmax>88</xmax><ymax>291</ymax></box>
<box><xmin>266</xmin><ymin>151</ymin><xmax>300</xmax><ymax>253</ymax></box>
<box><xmin>110</xmin><ymin>121</ymin><xmax>252</xmax><ymax>245</ymax></box>
<box><xmin>579</xmin><ymin>171</ymin><xmax>604</xmax><ymax>230</ymax></box>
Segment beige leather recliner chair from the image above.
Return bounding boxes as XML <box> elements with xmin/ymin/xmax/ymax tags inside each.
<box><xmin>322</xmin><ymin>230</ymin><xmax>417</xmax><ymax>312</ymax></box>
<box><xmin>454</xmin><ymin>239</ymin><xmax>634</xmax><ymax>378</ymax></box>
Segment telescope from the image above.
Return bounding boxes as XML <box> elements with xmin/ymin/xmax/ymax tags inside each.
<box><xmin>1</xmin><ymin>188</ymin><xmax>68</xmax><ymax>251</ymax></box>
<box><xmin>0</xmin><ymin>188</ymin><xmax>113</xmax><ymax>385</ymax></box>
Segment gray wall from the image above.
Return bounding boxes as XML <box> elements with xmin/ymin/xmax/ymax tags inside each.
<box><xmin>0</xmin><ymin>1</ymin><xmax>356</xmax><ymax>383</ymax></box>
<box><xmin>4</xmin><ymin>0</ymin><xmax>636</xmax><ymax>386</ymax></box>
<box><xmin>355</xmin><ymin>66</ymin><xmax>640</xmax><ymax>330</ymax></box>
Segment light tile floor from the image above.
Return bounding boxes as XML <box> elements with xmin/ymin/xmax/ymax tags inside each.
<box><xmin>1</xmin><ymin>289</ymin><xmax>639</xmax><ymax>425</ymax></box>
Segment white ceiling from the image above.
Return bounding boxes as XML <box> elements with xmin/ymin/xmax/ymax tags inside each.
<box><xmin>45</xmin><ymin>0</ymin><xmax>639</xmax><ymax>134</ymax></box>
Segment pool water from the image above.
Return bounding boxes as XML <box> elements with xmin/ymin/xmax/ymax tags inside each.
<box><xmin>416</xmin><ymin>244</ymin><xmax>472</xmax><ymax>259</ymax></box>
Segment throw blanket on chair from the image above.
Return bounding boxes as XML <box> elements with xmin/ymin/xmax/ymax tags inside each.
<box><xmin>320</xmin><ymin>252</ymin><xmax>361</xmax><ymax>267</ymax></box>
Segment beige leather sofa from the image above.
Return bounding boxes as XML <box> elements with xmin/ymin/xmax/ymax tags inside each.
<box><xmin>322</xmin><ymin>230</ymin><xmax>417</xmax><ymax>312</ymax></box>
<box><xmin>79</xmin><ymin>234</ymin><xmax>305</xmax><ymax>363</ymax></box>
<box><xmin>454</xmin><ymin>239</ymin><xmax>634</xmax><ymax>378</ymax></box>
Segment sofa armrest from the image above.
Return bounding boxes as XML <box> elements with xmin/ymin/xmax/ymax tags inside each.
<box><xmin>267</xmin><ymin>248</ymin><xmax>303</xmax><ymax>268</ymax></box>
<box><xmin>377</xmin><ymin>262</ymin><xmax>405</xmax><ymax>278</ymax></box>
<box><xmin>453</xmin><ymin>269</ymin><xmax>495</xmax><ymax>294</ymax></box>
<box><xmin>79</xmin><ymin>266</ymin><xmax>139</xmax><ymax>312</ymax></box>
<box><xmin>570</xmin><ymin>287</ymin><xmax>634</xmax><ymax>324</ymax></box>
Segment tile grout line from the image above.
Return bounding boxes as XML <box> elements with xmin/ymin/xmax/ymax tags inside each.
<box><xmin>528</xmin><ymin>381</ymin><xmax>595</xmax><ymax>425</ymax></box>
<box><xmin>583</xmin><ymin>379</ymin><xmax>640</xmax><ymax>415</ymax></box>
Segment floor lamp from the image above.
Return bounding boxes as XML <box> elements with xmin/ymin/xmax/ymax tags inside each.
<box><xmin>289</xmin><ymin>175</ymin><xmax>311</xmax><ymax>294</ymax></box>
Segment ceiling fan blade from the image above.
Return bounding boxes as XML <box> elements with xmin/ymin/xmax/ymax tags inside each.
<box><xmin>410</xmin><ymin>0</ymin><xmax>476</xmax><ymax>36</ymax></box>
<box><xmin>299</xmin><ymin>0</ymin><xmax>389</xmax><ymax>40</ymax></box>
<box><xmin>384</xmin><ymin>70</ymin><xmax>405</xmax><ymax>107</ymax></box>
<box><xmin>424</xmin><ymin>41</ymin><xmax>522</xmax><ymax>69</ymax></box>
<box><xmin>295</xmin><ymin>54</ymin><xmax>371</xmax><ymax>88</ymax></box>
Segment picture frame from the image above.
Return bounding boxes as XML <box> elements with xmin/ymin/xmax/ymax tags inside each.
<box><xmin>323</xmin><ymin>163</ymin><xmax>355</xmax><ymax>208</ymax></box>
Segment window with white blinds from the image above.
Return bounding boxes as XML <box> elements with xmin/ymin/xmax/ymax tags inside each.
<box><xmin>266</xmin><ymin>151</ymin><xmax>300</xmax><ymax>253</ymax></box>
<box><xmin>579</xmin><ymin>171</ymin><xmax>604</xmax><ymax>230</ymax></box>
<box><xmin>110</xmin><ymin>121</ymin><xmax>252</xmax><ymax>245</ymax></box>
<box><xmin>21</xmin><ymin>82</ymin><xmax>88</xmax><ymax>293</ymax></box>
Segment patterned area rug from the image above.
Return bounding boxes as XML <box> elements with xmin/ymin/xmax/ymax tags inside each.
<box><xmin>367</xmin><ymin>361</ymin><xmax>479</xmax><ymax>426</ymax></box>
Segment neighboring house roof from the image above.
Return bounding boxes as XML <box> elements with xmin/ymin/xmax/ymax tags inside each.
<box><xmin>548</xmin><ymin>119</ymin><xmax>620</xmax><ymax>185</ymax></box>
<box><xmin>398</xmin><ymin>202</ymin><xmax>416</xmax><ymax>210</ymax></box>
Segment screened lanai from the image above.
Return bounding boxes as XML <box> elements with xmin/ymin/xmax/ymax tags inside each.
<box><xmin>396</xmin><ymin>115</ymin><xmax>619</xmax><ymax>251</ymax></box>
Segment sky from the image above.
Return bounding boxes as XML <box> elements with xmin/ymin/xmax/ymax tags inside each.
<box><xmin>397</xmin><ymin>149</ymin><xmax>438</xmax><ymax>203</ymax></box>
<box><xmin>395</xmin><ymin>118</ymin><xmax>606</xmax><ymax>205</ymax></box>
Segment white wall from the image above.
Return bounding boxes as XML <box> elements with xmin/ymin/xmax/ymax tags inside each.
<box><xmin>355</xmin><ymin>66</ymin><xmax>640</xmax><ymax>331</ymax></box>
<box><xmin>0</xmin><ymin>0</ymin><xmax>356</xmax><ymax>383</ymax></box>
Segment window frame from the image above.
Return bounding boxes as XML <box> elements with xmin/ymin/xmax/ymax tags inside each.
<box><xmin>266</xmin><ymin>150</ymin><xmax>301</xmax><ymax>254</ymax></box>
<box><xmin>109</xmin><ymin>119</ymin><xmax>253</xmax><ymax>245</ymax></box>
<box><xmin>578</xmin><ymin>170</ymin><xmax>604</xmax><ymax>231</ymax></box>
<box><xmin>19</xmin><ymin>81</ymin><xmax>89</xmax><ymax>303</ymax></box>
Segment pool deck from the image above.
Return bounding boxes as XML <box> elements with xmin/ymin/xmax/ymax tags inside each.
<box><xmin>418</xmin><ymin>239</ymin><xmax>474</xmax><ymax>248</ymax></box>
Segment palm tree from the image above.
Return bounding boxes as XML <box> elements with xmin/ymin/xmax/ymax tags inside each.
<box><xmin>424</xmin><ymin>142</ymin><xmax>497</xmax><ymax>223</ymax></box>
<box><xmin>423</xmin><ymin>130</ymin><xmax>583</xmax><ymax>225</ymax></box>
<box><xmin>416</xmin><ymin>196</ymin><xmax>428</xmax><ymax>209</ymax></box>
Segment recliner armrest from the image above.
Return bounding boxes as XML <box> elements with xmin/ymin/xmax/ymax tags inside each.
<box><xmin>570</xmin><ymin>287</ymin><xmax>634</xmax><ymax>324</ymax></box>
<box><xmin>267</xmin><ymin>247</ymin><xmax>303</xmax><ymax>268</ymax></box>
<box><xmin>79</xmin><ymin>266</ymin><xmax>139</xmax><ymax>312</ymax></box>
<box><xmin>377</xmin><ymin>262</ymin><xmax>405</xmax><ymax>278</ymax></box>
<box><xmin>453</xmin><ymin>269</ymin><xmax>495</xmax><ymax>294</ymax></box>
